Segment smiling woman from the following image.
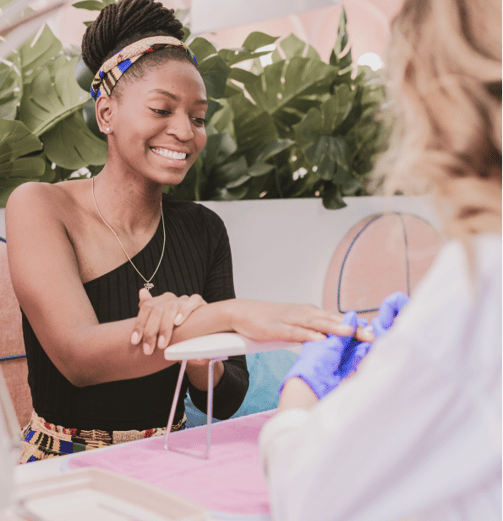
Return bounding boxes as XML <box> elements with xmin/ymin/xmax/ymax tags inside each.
<box><xmin>5</xmin><ymin>0</ymin><xmax>365</xmax><ymax>464</ymax></box>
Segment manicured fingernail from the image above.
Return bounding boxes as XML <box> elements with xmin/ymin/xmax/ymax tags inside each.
<box><xmin>131</xmin><ymin>331</ymin><xmax>140</xmax><ymax>345</ymax></box>
<box><xmin>174</xmin><ymin>313</ymin><xmax>183</xmax><ymax>326</ymax></box>
<box><xmin>340</xmin><ymin>325</ymin><xmax>354</xmax><ymax>334</ymax></box>
<box><xmin>363</xmin><ymin>327</ymin><xmax>375</xmax><ymax>341</ymax></box>
<box><xmin>157</xmin><ymin>336</ymin><xmax>166</xmax><ymax>349</ymax></box>
<box><xmin>143</xmin><ymin>343</ymin><xmax>151</xmax><ymax>355</ymax></box>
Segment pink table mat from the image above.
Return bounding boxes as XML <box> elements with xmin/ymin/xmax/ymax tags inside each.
<box><xmin>68</xmin><ymin>410</ymin><xmax>275</xmax><ymax>516</ymax></box>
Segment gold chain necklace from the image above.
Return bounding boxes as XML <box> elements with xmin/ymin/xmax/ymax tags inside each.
<box><xmin>91</xmin><ymin>176</ymin><xmax>166</xmax><ymax>291</ymax></box>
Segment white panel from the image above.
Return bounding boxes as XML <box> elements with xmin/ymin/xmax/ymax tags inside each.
<box><xmin>201</xmin><ymin>196</ymin><xmax>441</xmax><ymax>307</ymax></box>
<box><xmin>190</xmin><ymin>0</ymin><xmax>339</xmax><ymax>34</ymax></box>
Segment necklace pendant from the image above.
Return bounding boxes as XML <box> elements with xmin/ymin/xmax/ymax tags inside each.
<box><xmin>144</xmin><ymin>282</ymin><xmax>154</xmax><ymax>290</ymax></box>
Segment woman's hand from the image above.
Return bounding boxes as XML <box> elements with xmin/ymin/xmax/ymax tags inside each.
<box><xmin>228</xmin><ymin>300</ymin><xmax>375</xmax><ymax>344</ymax></box>
<box><xmin>131</xmin><ymin>289</ymin><xmax>207</xmax><ymax>354</ymax></box>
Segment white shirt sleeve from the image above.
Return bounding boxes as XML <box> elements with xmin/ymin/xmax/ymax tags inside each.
<box><xmin>259</xmin><ymin>236</ymin><xmax>502</xmax><ymax>521</ymax></box>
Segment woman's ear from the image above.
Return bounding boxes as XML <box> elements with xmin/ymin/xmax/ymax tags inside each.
<box><xmin>95</xmin><ymin>95</ymin><xmax>114</xmax><ymax>134</ymax></box>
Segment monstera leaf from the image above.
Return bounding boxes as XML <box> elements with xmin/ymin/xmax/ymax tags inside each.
<box><xmin>19</xmin><ymin>55</ymin><xmax>88</xmax><ymax>136</ymax></box>
<box><xmin>218</xmin><ymin>32</ymin><xmax>279</xmax><ymax>66</ymax></box>
<box><xmin>279</xmin><ymin>34</ymin><xmax>321</xmax><ymax>61</ymax></box>
<box><xmin>189</xmin><ymin>37</ymin><xmax>230</xmax><ymax>100</ymax></box>
<box><xmin>329</xmin><ymin>6</ymin><xmax>353</xmax><ymax>83</ymax></box>
<box><xmin>0</xmin><ymin>120</ymin><xmax>45</xmax><ymax>206</ymax></box>
<box><xmin>228</xmin><ymin>92</ymin><xmax>278</xmax><ymax>164</ymax></box>
<box><xmin>246</xmin><ymin>57</ymin><xmax>337</xmax><ymax>133</ymax></box>
<box><xmin>18</xmin><ymin>24</ymin><xmax>62</xmax><ymax>83</ymax></box>
<box><xmin>42</xmin><ymin>111</ymin><xmax>108</xmax><ymax>170</ymax></box>
<box><xmin>0</xmin><ymin>53</ymin><xmax>22</xmax><ymax>120</ymax></box>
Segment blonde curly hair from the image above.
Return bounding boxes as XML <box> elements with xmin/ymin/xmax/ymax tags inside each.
<box><xmin>375</xmin><ymin>0</ymin><xmax>501</xmax><ymax>239</ymax></box>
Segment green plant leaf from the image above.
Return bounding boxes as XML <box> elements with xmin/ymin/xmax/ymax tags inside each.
<box><xmin>72</xmin><ymin>1</ymin><xmax>104</xmax><ymax>10</ymax></box>
<box><xmin>256</xmin><ymin>138</ymin><xmax>294</xmax><ymax>163</ymax></box>
<box><xmin>228</xmin><ymin>68</ymin><xmax>258</xmax><ymax>84</ymax></box>
<box><xmin>75</xmin><ymin>55</ymin><xmax>95</xmax><ymax>92</ymax></box>
<box><xmin>198</xmin><ymin>54</ymin><xmax>231</xmax><ymax>99</ymax></box>
<box><xmin>0</xmin><ymin>119</ymin><xmax>42</xmax><ymax>161</ymax></box>
<box><xmin>18</xmin><ymin>24</ymin><xmax>62</xmax><ymax>83</ymax></box>
<box><xmin>242</xmin><ymin>32</ymin><xmax>279</xmax><ymax>52</ymax></box>
<box><xmin>245</xmin><ymin>57</ymin><xmax>337</xmax><ymax>130</ymax></box>
<box><xmin>280</xmin><ymin>34</ymin><xmax>306</xmax><ymax>59</ymax></box>
<box><xmin>331</xmin><ymin>137</ymin><xmax>352</xmax><ymax>184</ymax></box>
<box><xmin>19</xmin><ymin>55</ymin><xmax>88</xmax><ymax>136</ymax></box>
<box><xmin>300</xmin><ymin>132</ymin><xmax>352</xmax><ymax>184</ymax></box>
<box><xmin>208</xmin><ymin>99</ymin><xmax>234</xmax><ymax>133</ymax></box>
<box><xmin>222</xmin><ymin>81</ymin><xmax>242</xmax><ymax>98</ymax></box>
<box><xmin>305</xmin><ymin>45</ymin><xmax>321</xmax><ymax>62</ymax></box>
<box><xmin>201</xmin><ymin>133</ymin><xmax>237</xmax><ymax>173</ymax></box>
<box><xmin>41</xmin><ymin>111</ymin><xmax>108</xmax><ymax>169</ymax></box>
<box><xmin>0</xmin><ymin>120</ymin><xmax>45</xmax><ymax>206</ymax></box>
<box><xmin>228</xmin><ymin>93</ymin><xmax>278</xmax><ymax>162</ymax></box>
<box><xmin>294</xmin><ymin>85</ymin><xmax>357</xmax><ymax>157</ymax></box>
<box><xmin>330</xmin><ymin>7</ymin><xmax>349</xmax><ymax>65</ymax></box>
<box><xmin>205</xmin><ymin>99</ymin><xmax>222</xmax><ymax>122</ymax></box>
<box><xmin>189</xmin><ymin>37</ymin><xmax>218</xmax><ymax>62</ymax></box>
<box><xmin>322</xmin><ymin>183</ymin><xmax>346</xmax><ymax>210</ymax></box>
<box><xmin>82</xmin><ymin>97</ymin><xmax>105</xmax><ymax>139</ymax></box>
<box><xmin>0</xmin><ymin>54</ymin><xmax>22</xmax><ymax>120</ymax></box>
<box><xmin>306</xmin><ymin>135</ymin><xmax>337</xmax><ymax>180</ymax></box>
<box><xmin>248</xmin><ymin>162</ymin><xmax>274</xmax><ymax>177</ymax></box>
<box><xmin>218</xmin><ymin>31</ymin><xmax>279</xmax><ymax>67</ymax></box>
<box><xmin>218</xmin><ymin>156</ymin><xmax>249</xmax><ymax>188</ymax></box>
<box><xmin>214</xmin><ymin>184</ymin><xmax>249</xmax><ymax>201</ymax></box>
<box><xmin>219</xmin><ymin>48</ymin><xmax>275</xmax><ymax>67</ymax></box>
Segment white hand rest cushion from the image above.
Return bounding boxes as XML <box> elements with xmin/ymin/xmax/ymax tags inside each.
<box><xmin>164</xmin><ymin>333</ymin><xmax>302</xmax><ymax>361</ymax></box>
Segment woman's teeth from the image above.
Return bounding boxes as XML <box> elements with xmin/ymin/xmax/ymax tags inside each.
<box><xmin>151</xmin><ymin>148</ymin><xmax>187</xmax><ymax>160</ymax></box>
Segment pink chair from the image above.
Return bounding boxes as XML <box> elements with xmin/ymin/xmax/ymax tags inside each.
<box><xmin>0</xmin><ymin>240</ymin><xmax>32</xmax><ymax>428</ymax></box>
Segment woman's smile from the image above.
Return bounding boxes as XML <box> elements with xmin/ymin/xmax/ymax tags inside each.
<box><xmin>150</xmin><ymin>147</ymin><xmax>188</xmax><ymax>160</ymax></box>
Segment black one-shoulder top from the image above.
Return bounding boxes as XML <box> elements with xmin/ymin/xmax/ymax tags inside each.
<box><xmin>22</xmin><ymin>194</ymin><xmax>249</xmax><ymax>431</ymax></box>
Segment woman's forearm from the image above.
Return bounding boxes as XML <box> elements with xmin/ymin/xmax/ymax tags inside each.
<box><xmin>54</xmin><ymin>297</ymin><xmax>352</xmax><ymax>387</ymax></box>
<box><xmin>63</xmin><ymin>300</ymin><xmax>233</xmax><ymax>387</ymax></box>
<box><xmin>277</xmin><ymin>378</ymin><xmax>319</xmax><ymax>412</ymax></box>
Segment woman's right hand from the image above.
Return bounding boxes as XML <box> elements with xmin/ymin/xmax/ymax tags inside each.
<box><xmin>228</xmin><ymin>299</ymin><xmax>375</xmax><ymax>344</ymax></box>
<box><xmin>131</xmin><ymin>289</ymin><xmax>207</xmax><ymax>355</ymax></box>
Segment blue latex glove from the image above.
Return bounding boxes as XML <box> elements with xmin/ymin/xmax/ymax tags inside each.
<box><xmin>371</xmin><ymin>291</ymin><xmax>410</xmax><ymax>338</ymax></box>
<box><xmin>279</xmin><ymin>311</ymin><xmax>371</xmax><ymax>400</ymax></box>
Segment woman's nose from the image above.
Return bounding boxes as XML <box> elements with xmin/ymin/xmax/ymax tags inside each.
<box><xmin>167</xmin><ymin>113</ymin><xmax>193</xmax><ymax>141</ymax></box>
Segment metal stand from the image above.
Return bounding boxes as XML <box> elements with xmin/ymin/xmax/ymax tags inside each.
<box><xmin>164</xmin><ymin>356</ymin><xmax>228</xmax><ymax>459</ymax></box>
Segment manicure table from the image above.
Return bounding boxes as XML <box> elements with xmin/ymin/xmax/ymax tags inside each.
<box><xmin>13</xmin><ymin>334</ymin><xmax>302</xmax><ymax>521</ymax></box>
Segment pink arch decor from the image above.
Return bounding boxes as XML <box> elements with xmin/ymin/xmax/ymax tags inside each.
<box><xmin>323</xmin><ymin>212</ymin><xmax>444</xmax><ymax>322</ymax></box>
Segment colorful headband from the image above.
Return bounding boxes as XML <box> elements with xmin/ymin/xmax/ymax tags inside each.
<box><xmin>90</xmin><ymin>36</ymin><xmax>198</xmax><ymax>99</ymax></box>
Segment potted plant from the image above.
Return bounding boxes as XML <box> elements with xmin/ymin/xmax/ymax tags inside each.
<box><xmin>0</xmin><ymin>0</ymin><xmax>386</xmax><ymax>210</ymax></box>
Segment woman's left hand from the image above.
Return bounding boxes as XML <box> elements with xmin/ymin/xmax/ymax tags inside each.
<box><xmin>134</xmin><ymin>289</ymin><xmax>207</xmax><ymax>354</ymax></box>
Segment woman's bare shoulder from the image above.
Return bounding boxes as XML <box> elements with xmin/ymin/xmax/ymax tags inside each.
<box><xmin>6</xmin><ymin>180</ymin><xmax>87</xmax><ymax>236</ymax></box>
<box><xmin>7</xmin><ymin>180</ymin><xmax>77</xmax><ymax>211</ymax></box>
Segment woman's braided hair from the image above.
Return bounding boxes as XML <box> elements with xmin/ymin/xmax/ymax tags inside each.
<box><xmin>82</xmin><ymin>0</ymin><xmax>195</xmax><ymax>95</ymax></box>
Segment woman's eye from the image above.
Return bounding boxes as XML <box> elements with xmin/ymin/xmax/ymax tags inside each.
<box><xmin>150</xmin><ymin>108</ymin><xmax>171</xmax><ymax>116</ymax></box>
<box><xmin>192</xmin><ymin>117</ymin><xmax>206</xmax><ymax>127</ymax></box>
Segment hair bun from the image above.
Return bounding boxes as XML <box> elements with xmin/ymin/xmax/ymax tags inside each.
<box><xmin>81</xmin><ymin>0</ymin><xmax>184</xmax><ymax>74</ymax></box>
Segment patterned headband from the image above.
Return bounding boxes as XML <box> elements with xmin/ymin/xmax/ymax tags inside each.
<box><xmin>90</xmin><ymin>36</ymin><xmax>197</xmax><ymax>99</ymax></box>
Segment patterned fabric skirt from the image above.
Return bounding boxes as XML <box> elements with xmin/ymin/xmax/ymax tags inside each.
<box><xmin>19</xmin><ymin>410</ymin><xmax>186</xmax><ymax>464</ymax></box>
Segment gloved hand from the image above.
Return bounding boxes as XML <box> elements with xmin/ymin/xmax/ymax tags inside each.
<box><xmin>371</xmin><ymin>291</ymin><xmax>410</xmax><ymax>338</ymax></box>
<box><xmin>279</xmin><ymin>311</ymin><xmax>372</xmax><ymax>400</ymax></box>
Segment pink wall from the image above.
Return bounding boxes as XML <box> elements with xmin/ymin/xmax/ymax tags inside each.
<box><xmin>56</xmin><ymin>0</ymin><xmax>404</xmax><ymax>65</ymax></box>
